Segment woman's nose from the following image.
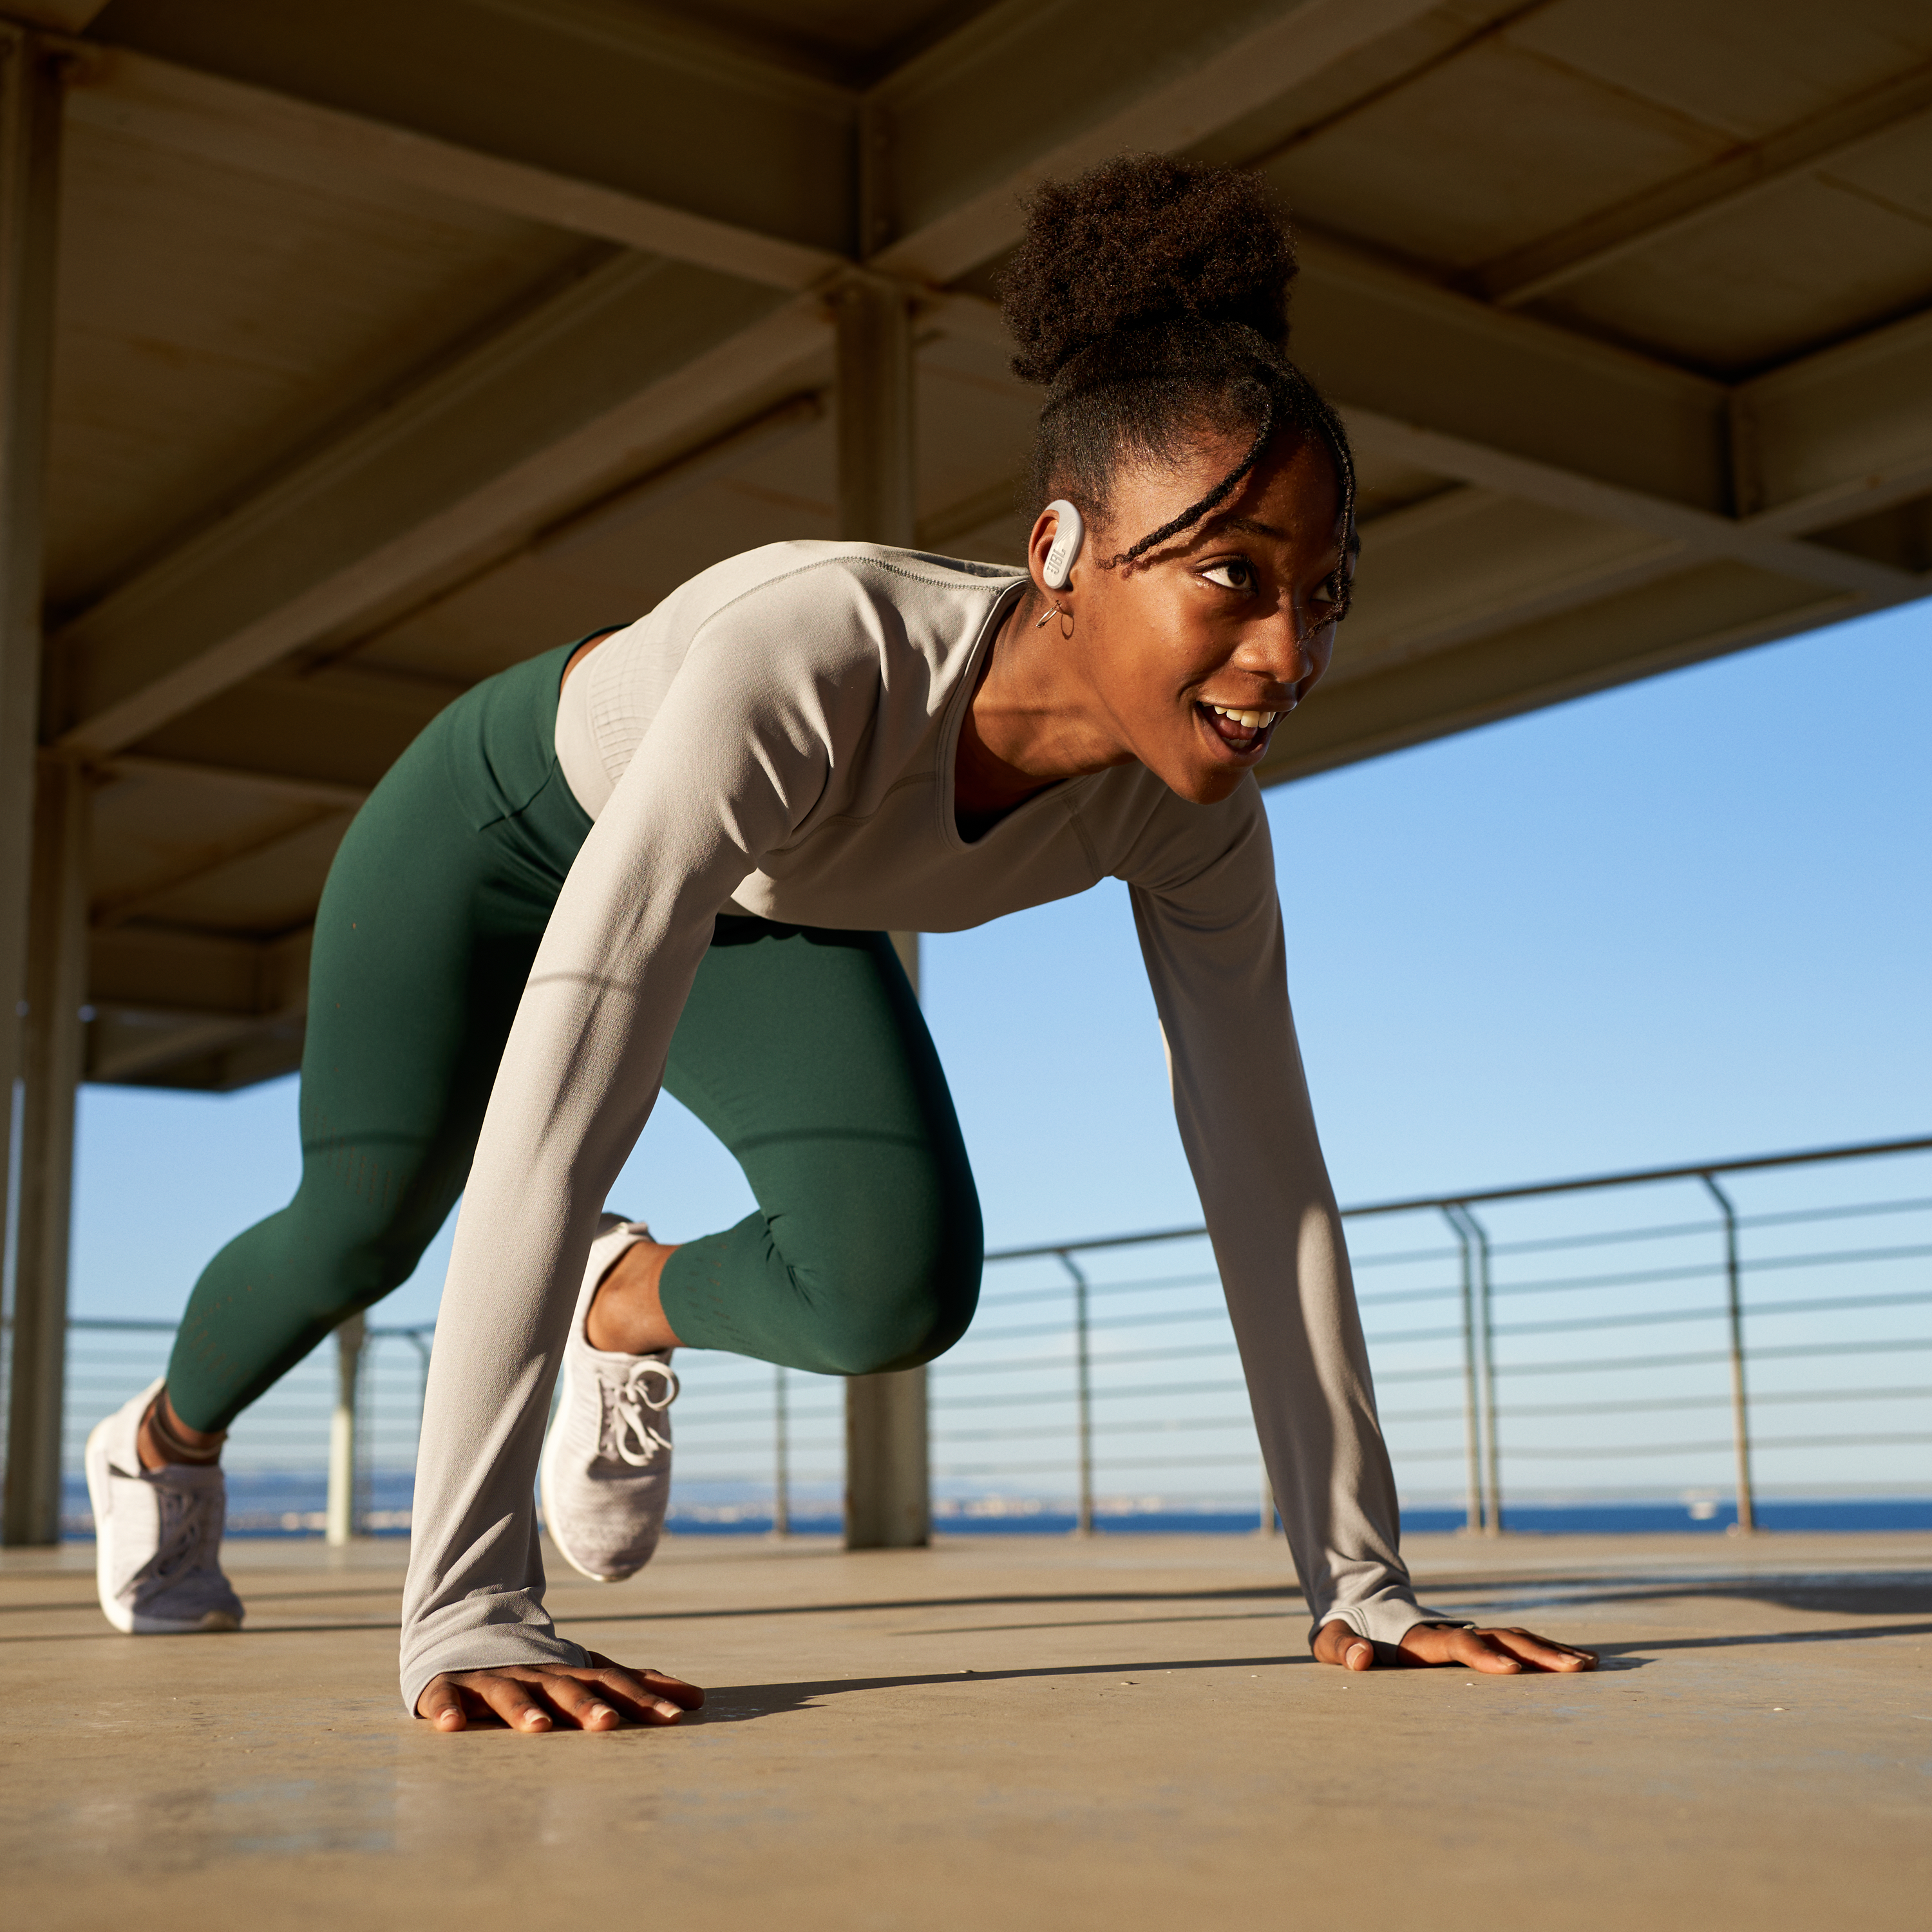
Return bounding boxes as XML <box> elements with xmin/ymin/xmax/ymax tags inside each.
<box><xmin>1241</xmin><ymin>610</ymin><xmax>1314</xmax><ymax>687</ymax></box>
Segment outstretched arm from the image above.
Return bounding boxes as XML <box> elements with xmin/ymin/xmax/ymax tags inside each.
<box><xmin>398</xmin><ymin>601</ymin><xmax>880</xmax><ymax>1720</ymax></box>
<box><xmin>1126</xmin><ymin>784</ymin><xmax>1592</xmax><ymax>1671</ymax></box>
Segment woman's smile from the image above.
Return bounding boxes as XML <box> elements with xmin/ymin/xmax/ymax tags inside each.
<box><xmin>1195</xmin><ymin>698</ymin><xmax>1287</xmax><ymax>759</ymax></box>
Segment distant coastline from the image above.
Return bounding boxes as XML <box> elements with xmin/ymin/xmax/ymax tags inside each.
<box><xmin>55</xmin><ymin>1472</ymin><xmax>1932</xmax><ymax>1540</ymax></box>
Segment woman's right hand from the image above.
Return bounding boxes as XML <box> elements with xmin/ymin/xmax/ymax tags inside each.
<box><xmin>415</xmin><ymin>1653</ymin><xmax>705</xmax><ymax>1731</ymax></box>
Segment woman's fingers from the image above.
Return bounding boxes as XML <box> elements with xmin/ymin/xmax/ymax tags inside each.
<box><xmin>472</xmin><ymin>1672</ymin><xmax>558</xmax><ymax>1731</ymax></box>
<box><xmin>638</xmin><ymin>1668</ymin><xmax>707</xmax><ymax>1711</ymax></box>
<box><xmin>1311</xmin><ymin>1619</ymin><xmax>1378</xmax><ymax>1670</ymax></box>
<box><xmin>580</xmin><ymin>1653</ymin><xmax>708</xmax><ymax>1716</ymax></box>
<box><xmin>1398</xmin><ymin>1622</ymin><xmax>1598</xmax><ymax>1673</ymax></box>
<box><xmin>415</xmin><ymin>1674</ymin><xmax>471</xmax><ymax>1731</ymax></box>
<box><xmin>1394</xmin><ymin>1623</ymin><xmax>1521</xmax><ymax>1671</ymax></box>
<box><xmin>1439</xmin><ymin>1628</ymin><xmax>1526</xmax><ymax>1674</ymax></box>
<box><xmin>416</xmin><ymin>1662</ymin><xmax>708</xmax><ymax>1730</ymax></box>
<box><xmin>577</xmin><ymin>1653</ymin><xmax>705</xmax><ymax>1721</ymax></box>
<box><xmin>1479</xmin><ymin>1625</ymin><xmax>1598</xmax><ymax>1672</ymax></box>
<box><xmin>536</xmin><ymin>1672</ymin><xmax>627</xmax><ymax>1731</ymax></box>
<box><xmin>1313</xmin><ymin>1619</ymin><xmax>1600</xmax><ymax>1675</ymax></box>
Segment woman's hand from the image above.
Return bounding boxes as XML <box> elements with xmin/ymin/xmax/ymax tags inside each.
<box><xmin>1314</xmin><ymin>1619</ymin><xmax>1596</xmax><ymax>1675</ymax></box>
<box><xmin>415</xmin><ymin>1653</ymin><xmax>706</xmax><ymax>1731</ymax></box>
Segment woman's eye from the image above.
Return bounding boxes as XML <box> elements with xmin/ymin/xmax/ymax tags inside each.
<box><xmin>1200</xmin><ymin>559</ymin><xmax>1255</xmax><ymax>591</ymax></box>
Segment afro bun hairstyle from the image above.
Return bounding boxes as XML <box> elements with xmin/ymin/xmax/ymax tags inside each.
<box><xmin>999</xmin><ymin>153</ymin><xmax>1352</xmax><ymax>576</ymax></box>
<box><xmin>1001</xmin><ymin>154</ymin><xmax>1296</xmax><ymax>388</ymax></box>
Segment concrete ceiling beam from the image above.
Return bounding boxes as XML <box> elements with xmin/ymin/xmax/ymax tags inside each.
<box><xmin>1475</xmin><ymin>58</ymin><xmax>1932</xmax><ymax>309</ymax></box>
<box><xmin>6</xmin><ymin>3</ymin><xmax>108</xmax><ymax>29</ymax></box>
<box><xmin>86</xmin><ymin>1006</ymin><xmax>270</xmax><ymax>1084</ymax></box>
<box><xmin>88</xmin><ymin>918</ymin><xmax>310</xmax><ymax>1019</ymax></box>
<box><xmin>88</xmin><ymin>802</ymin><xmax>353</xmax><ymax>932</ymax></box>
<box><xmin>1342</xmin><ymin>406</ymin><xmax>1914</xmax><ymax>601</ymax></box>
<box><xmin>1738</xmin><ymin>305</ymin><xmax>1932</xmax><ymax>536</ymax></box>
<box><xmin>1293</xmin><ymin>233</ymin><xmax>1735</xmax><ymax>512</ymax></box>
<box><xmin>98</xmin><ymin>755</ymin><xmax>369</xmax><ymax>814</ymax></box>
<box><xmin>62</xmin><ymin>0</ymin><xmax>858</xmax><ymax>268</ymax></box>
<box><xmin>68</xmin><ymin>2</ymin><xmax>1446</xmax><ymax>303</ymax></box>
<box><xmin>86</xmin><ymin>920</ymin><xmax>312</xmax><ymax>1083</ymax></box>
<box><xmin>864</xmin><ymin>0</ymin><xmax>1446</xmax><ymax>283</ymax></box>
<box><xmin>1345</xmin><ymin>487</ymin><xmax>1694</xmax><ymax>672</ymax></box>
<box><xmin>63</xmin><ymin>43</ymin><xmax>847</xmax><ymax>293</ymax></box>
<box><xmin>50</xmin><ymin>258</ymin><xmax>825</xmax><ymax>753</ymax></box>
<box><xmin>1293</xmin><ymin>237</ymin><xmax>1925</xmax><ymax>598</ymax></box>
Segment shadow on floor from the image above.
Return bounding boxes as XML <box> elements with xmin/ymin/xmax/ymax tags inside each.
<box><xmin>691</xmin><ymin>1614</ymin><xmax>1932</xmax><ymax>1725</ymax></box>
<box><xmin>696</xmin><ymin>1652</ymin><xmax>1312</xmax><ymax>1723</ymax></box>
<box><xmin>1423</xmin><ymin>1574</ymin><xmax>1932</xmax><ymax>1617</ymax></box>
<box><xmin>1594</xmin><ymin>1618</ymin><xmax>1932</xmax><ymax>1656</ymax></box>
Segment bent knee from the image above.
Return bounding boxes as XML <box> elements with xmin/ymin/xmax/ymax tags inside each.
<box><xmin>275</xmin><ymin>1197</ymin><xmax>431</xmax><ymax>1323</ymax></box>
<box><xmin>806</xmin><ymin>1234</ymin><xmax>981</xmax><ymax>1378</ymax></box>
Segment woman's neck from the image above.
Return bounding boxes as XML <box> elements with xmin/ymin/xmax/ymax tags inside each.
<box><xmin>954</xmin><ymin>590</ymin><xmax>1128</xmax><ymax>833</ymax></box>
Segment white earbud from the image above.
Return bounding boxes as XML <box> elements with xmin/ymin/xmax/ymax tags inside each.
<box><xmin>1041</xmin><ymin>499</ymin><xmax>1084</xmax><ymax>591</ymax></box>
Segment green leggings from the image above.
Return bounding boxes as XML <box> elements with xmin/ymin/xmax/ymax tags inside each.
<box><xmin>165</xmin><ymin>641</ymin><xmax>983</xmax><ymax>1433</ymax></box>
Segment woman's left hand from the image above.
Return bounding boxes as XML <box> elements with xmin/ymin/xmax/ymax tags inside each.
<box><xmin>1313</xmin><ymin>1618</ymin><xmax>1597</xmax><ymax>1674</ymax></box>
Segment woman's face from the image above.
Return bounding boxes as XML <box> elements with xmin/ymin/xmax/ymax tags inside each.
<box><xmin>1034</xmin><ymin>430</ymin><xmax>1349</xmax><ymax>806</ymax></box>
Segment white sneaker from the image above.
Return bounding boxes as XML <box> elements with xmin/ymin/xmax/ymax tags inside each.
<box><xmin>540</xmin><ymin>1216</ymin><xmax>679</xmax><ymax>1583</ymax></box>
<box><xmin>84</xmin><ymin>1379</ymin><xmax>245</xmax><ymax>1634</ymax></box>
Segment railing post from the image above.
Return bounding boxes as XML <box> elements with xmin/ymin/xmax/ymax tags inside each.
<box><xmin>1057</xmin><ymin>1251</ymin><xmax>1094</xmax><ymax>1535</ymax></box>
<box><xmin>772</xmin><ymin>1365</ymin><xmax>790</xmax><ymax>1538</ymax></box>
<box><xmin>1443</xmin><ymin>1206</ymin><xmax>1484</xmax><ymax>1534</ymax></box>
<box><xmin>406</xmin><ymin>1329</ymin><xmax>431</xmax><ymax>1536</ymax></box>
<box><xmin>326</xmin><ymin>1311</ymin><xmax>365</xmax><ymax>1545</ymax></box>
<box><xmin>1470</xmin><ymin>1208</ymin><xmax>1502</xmax><ymax>1535</ymax></box>
<box><xmin>1700</xmin><ymin>1173</ymin><xmax>1756</xmax><ymax>1534</ymax></box>
<box><xmin>406</xmin><ymin>1330</ymin><xmax>430</xmax><ymax>1425</ymax></box>
<box><xmin>1450</xmin><ymin>1205</ymin><xmax>1502</xmax><ymax>1536</ymax></box>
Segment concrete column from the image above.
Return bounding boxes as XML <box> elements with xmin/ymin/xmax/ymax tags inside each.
<box><xmin>833</xmin><ymin>274</ymin><xmax>914</xmax><ymax>547</ymax></box>
<box><xmin>844</xmin><ymin>1367</ymin><xmax>929</xmax><ymax>1549</ymax></box>
<box><xmin>325</xmin><ymin>1312</ymin><xmax>365</xmax><ymax>1546</ymax></box>
<box><xmin>835</xmin><ymin>276</ymin><xmax>930</xmax><ymax>1550</ymax></box>
<box><xmin>3</xmin><ymin>757</ymin><xmax>86</xmax><ymax>1544</ymax></box>
<box><xmin>0</xmin><ymin>33</ymin><xmax>66</xmax><ymax>1549</ymax></box>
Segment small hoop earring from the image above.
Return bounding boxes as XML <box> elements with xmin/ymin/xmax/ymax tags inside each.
<box><xmin>1034</xmin><ymin>601</ymin><xmax>1068</xmax><ymax>630</ymax></box>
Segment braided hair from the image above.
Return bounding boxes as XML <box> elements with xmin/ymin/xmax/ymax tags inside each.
<box><xmin>1002</xmin><ymin>155</ymin><xmax>1356</xmax><ymax>600</ymax></box>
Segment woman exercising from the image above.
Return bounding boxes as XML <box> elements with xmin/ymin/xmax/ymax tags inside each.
<box><xmin>86</xmin><ymin>156</ymin><xmax>1595</xmax><ymax>1721</ymax></box>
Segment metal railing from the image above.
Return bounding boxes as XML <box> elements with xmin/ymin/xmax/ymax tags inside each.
<box><xmin>55</xmin><ymin>1313</ymin><xmax>435</xmax><ymax>1536</ymax></box>
<box><xmin>933</xmin><ymin>1133</ymin><xmax>1932</xmax><ymax>1533</ymax></box>
<box><xmin>38</xmin><ymin>1133</ymin><xmax>1932</xmax><ymax>1538</ymax></box>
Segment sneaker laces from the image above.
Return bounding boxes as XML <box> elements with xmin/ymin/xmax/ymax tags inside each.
<box><xmin>599</xmin><ymin>1358</ymin><xmax>679</xmax><ymax>1468</ymax></box>
<box><xmin>146</xmin><ymin>1480</ymin><xmax>222</xmax><ymax>1587</ymax></box>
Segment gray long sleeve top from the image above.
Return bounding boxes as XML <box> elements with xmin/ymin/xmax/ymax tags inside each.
<box><xmin>397</xmin><ymin>542</ymin><xmax>1435</xmax><ymax>1712</ymax></box>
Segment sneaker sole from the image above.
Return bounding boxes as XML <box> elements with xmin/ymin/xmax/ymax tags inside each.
<box><xmin>540</xmin><ymin>1353</ymin><xmax>639</xmax><ymax>1586</ymax></box>
<box><xmin>126</xmin><ymin>1608</ymin><xmax>242</xmax><ymax>1635</ymax></box>
<box><xmin>84</xmin><ymin>1408</ymin><xmax>243</xmax><ymax>1636</ymax></box>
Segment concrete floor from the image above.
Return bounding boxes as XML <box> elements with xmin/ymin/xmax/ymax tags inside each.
<box><xmin>3</xmin><ymin>1530</ymin><xmax>1929</xmax><ymax>1931</ymax></box>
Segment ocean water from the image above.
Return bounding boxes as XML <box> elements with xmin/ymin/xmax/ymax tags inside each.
<box><xmin>57</xmin><ymin>1473</ymin><xmax>1932</xmax><ymax>1540</ymax></box>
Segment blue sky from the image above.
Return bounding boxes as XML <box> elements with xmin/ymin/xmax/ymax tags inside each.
<box><xmin>69</xmin><ymin>598</ymin><xmax>1931</xmax><ymax>1333</ymax></box>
